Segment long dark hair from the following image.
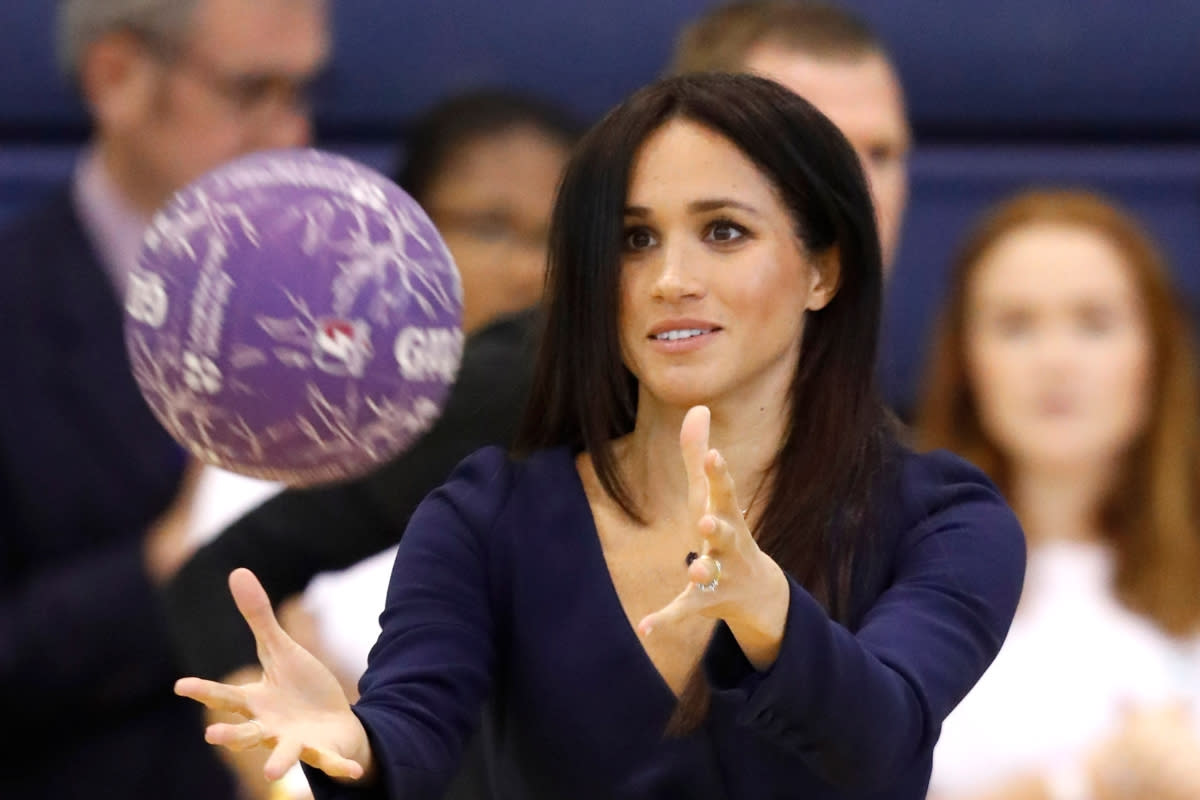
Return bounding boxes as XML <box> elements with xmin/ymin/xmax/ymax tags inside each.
<box><xmin>516</xmin><ymin>72</ymin><xmax>896</xmax><ymax>727</ymax></box>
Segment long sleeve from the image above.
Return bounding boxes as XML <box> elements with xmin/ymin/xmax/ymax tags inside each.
<box><xmin>0</xmin><ymin>194</ymin><xmax>193</xmax><ymax>736</ymax></box>
<box><xmin>162</xmin><ymin>311</ymin><xmax>535</xmax><ymax>680</ymax></box>
<box><xmin>0</xmin><ymin>525</ymin><xmax>186</xmax><ymax>732</ymax></box>
<box><xmin>704</xmin><ymin>450</ymin><xmax>1026</xmax><ymax>792</ymax></box>
<box><xmin>305</xmin><ymin>446</ymin><xmax>514</xmax><ymax>800</ymax></box>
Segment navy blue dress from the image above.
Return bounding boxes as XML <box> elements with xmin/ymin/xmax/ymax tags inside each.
<box><xmin>309</xmin><ymin>444</ymin><xmax>1025</xmax><ymax>799</ymax></box>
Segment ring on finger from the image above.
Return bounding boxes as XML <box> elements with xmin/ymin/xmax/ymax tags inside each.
<box><xmin>696</xmin><ymin>555</ymin><xmax>722</xmax><ymax>592</ymax></box>
<box><xmin>247</xmin><ymin>718</ymin><xmax>267</xmax><ymax>740</ymax></box>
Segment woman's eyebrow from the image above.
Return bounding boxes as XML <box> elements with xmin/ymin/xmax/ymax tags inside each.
<box><xmin>623</xmin><ymin>198</ymin><xmax>761</xmax><ymax>217</ymax></box>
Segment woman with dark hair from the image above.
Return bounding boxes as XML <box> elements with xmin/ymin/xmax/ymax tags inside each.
<box><xmin>175</xmin><ymin>73</ymin><xmax>1024</xmax><ymax>799</ymax></box>
<box><xmin>395</xmin><ymin>88</ymin><xmax>581</xmax><ymax>335</ymax></box>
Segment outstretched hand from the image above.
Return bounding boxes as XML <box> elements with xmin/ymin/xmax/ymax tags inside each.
<box><xmin>174</xmin><ymin>568</ymin><xmax>372</xmax><ymax>783</ymax></box>
<box><xmin>636</xmin><ymin>406</ymin><xmax>790</xmax><ymax>668</ymax></box>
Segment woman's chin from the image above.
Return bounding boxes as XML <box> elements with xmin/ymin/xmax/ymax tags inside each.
<box><xmin>640</xmin><ymin>384</ymin><xmax>720</xmax><ymax>412</ymax></box>
<box><xmin>1012</xmin><ymin>444</ymin><xmax>1123</xmax><ymax>474</ymax></box>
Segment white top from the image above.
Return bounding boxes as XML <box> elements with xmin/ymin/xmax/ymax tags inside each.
<box><xmin>929</xmin><ymin>540</ymin><xmax>1200</xmax><ymax>797</ymax></box>
<box><xmin>186</xmin><ymin>467</ymin><xmax>285</xmax><ymax>547</ymax></box>
<box><xmin>186</xmin><ymin>465</ymin><xmax>392</xmax><ymax>683</ymax></box>
<box><xmin>302</xmin><ymin>545</ymin><xmax>396</xmax><ymax>681</ymax></box>
<box><xmin>187</xmin><ymin>466</ymin><xmax>391</xmax><ymax>799</ymax></box>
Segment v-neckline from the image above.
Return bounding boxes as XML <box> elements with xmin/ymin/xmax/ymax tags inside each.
<box><xmin>558</xmin><ymin>447</ymin><xmax>713</xmax><ymax>705</ymax></box>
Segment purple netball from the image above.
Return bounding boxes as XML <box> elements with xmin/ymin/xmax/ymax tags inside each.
<box><xmin>125</xmin><ymin>148</ymin><xmax>463</xmax><ymax>486</ymax></box>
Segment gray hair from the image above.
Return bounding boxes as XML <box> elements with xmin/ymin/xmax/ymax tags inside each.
<box><xmin>57</xmin><ymin>0</ymin><xmax>200</xmax><ymax>77</ymax></box>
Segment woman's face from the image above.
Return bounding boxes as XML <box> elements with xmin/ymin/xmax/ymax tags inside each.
<box><xmin>618</xmin><ymin>119</ymin><xmax>836</xmax><ymax>411</ymax></box>
<box><xmin>422</xmin><ymin>125</ymin><xmax>571</xmax><ymax>333</ymax></box>
<box><xmin>964</xmin><ymin>222</ymin><xmax>1153</xmax><ymax>471</ymax></box>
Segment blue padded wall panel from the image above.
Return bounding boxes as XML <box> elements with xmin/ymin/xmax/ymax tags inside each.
<box><xmin>0</xmin><ymin>145</ymin><xmax>79</xmax><ymax>229</ymax></box>
<box><xmin>2</xmin><ymin>1</ymin><xmax>1198</xmax><ymax>137</ymax></box>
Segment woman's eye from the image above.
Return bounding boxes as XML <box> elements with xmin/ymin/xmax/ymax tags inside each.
<box><xmin>994</xmin><ymin>311</ymin><xmax>1033</xmax><ymax>338</ymax></box>
<box><xmin>706</xmin><ymin>220</ymin><xmax>746</xmax><ymax>243</ymax></box>
<box><xmin>623</xmin><ymin>227</ymin><xmax>656</xmax><ymax>251</ymax></box>
<box><xmin>1077</xmin><ymin>307</ymin><xmax>1117</xmax><ymax>336</ymax></box>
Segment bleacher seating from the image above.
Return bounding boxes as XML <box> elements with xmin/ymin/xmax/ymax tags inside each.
<box><xmin>1</xmin><ymin>0</ymin><xmax>1196</xmax><ymax>412</ymax></box>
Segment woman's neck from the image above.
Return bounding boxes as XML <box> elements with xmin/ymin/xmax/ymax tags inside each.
<box><xmin>617</xmin><ymin>394</ymin><xmax>787</xmax><ymax>527</ymax></box>
<box><xmin>1009</xmin><ymin>460</ymin><xmax>1116</xmax><ymax>547</ymax></box>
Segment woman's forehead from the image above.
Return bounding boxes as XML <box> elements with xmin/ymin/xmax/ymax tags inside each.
<box><xmin>969</xmin><ymin>225</ymin><xmax>1139</xmax><ymax>308</ymax></box>
<box><xmin>625</xmin><ymin>120</ymin><xmax>784</xmax><ymax>213</ymax></box>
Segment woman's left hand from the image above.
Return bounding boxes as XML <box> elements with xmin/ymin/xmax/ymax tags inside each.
<box><xmin>637</xmin><ymin>406</ymin><xmax>791</xmax><ymax>669</ymax></box>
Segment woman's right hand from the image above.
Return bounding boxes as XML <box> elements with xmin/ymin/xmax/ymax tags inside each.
<box><xmin>175</xmin><ymin>568</ymin><xmax>372</xmax><ymax>783</ymax></box>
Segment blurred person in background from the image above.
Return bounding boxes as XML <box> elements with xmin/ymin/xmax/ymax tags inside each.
<box><xmin>0</xmin><ymin>0</ymin><xmax>328</xmax><ymax>797</ymax></box>
<box><xmin>918</xmin><ymin>190</ymin><xmax>1200</xmax><ymax>800</ymax></box>
<box><xmin>668</xmin><ymin>0</ymin><xmax>911</xmax><ymax>274</ymax></box>
<box><xmin>167</xmin><ymin>87</ymin><xmax>580</xmax><ymax>798</ymax></box>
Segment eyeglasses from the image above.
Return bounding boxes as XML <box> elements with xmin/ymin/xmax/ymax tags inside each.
<box><xmin>136</xmin><ymin>30</ymin><xmax>327</xmax><ymax>121</ymax></box>
<box><xmin>429</xmin><ymin>207</ymin><xmax>551</xmax><ymax>251</ymax></box>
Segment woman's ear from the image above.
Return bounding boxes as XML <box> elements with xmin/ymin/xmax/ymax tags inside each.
<box><xmin>805</xmin><ymin>245</ymin><xmax>841</xmax><ymax>311</ymax></box>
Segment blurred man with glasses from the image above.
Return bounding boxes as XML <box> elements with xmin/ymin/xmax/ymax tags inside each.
<box><xmin>0</xmin><ymin>1</ymin><xmax>327</xmax><ymax>798</ymax></box>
